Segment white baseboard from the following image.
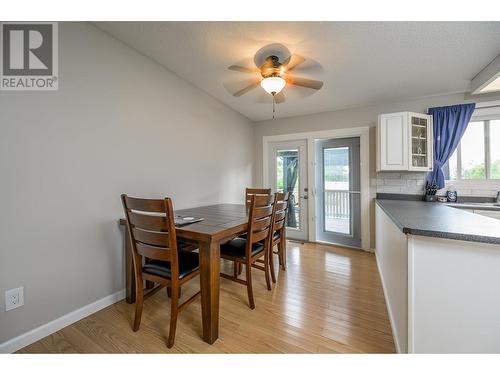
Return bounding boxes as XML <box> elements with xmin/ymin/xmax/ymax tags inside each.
<box><xmin>0</xmin><ymin>289</ymin><xmax>125</xmax><ymax>353</ymax></box>
<box><xmin>374</xmin><ymin>252</ymin><xmax>402</xmax><ymax>354</ymax></box>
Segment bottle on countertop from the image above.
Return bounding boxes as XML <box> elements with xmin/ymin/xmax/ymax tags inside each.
<box><xmin>446</xmin><ymin>185</ymin><xmax>457</xmax><ymax>203</ymax></box>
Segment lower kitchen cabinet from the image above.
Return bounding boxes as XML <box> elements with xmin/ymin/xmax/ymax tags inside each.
<box><xmin>376</xmin><ymin>204</ymin><xmax>500</xmax><ymax>353</ymax></box>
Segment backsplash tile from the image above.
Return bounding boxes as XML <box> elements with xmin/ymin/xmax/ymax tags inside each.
<box><xmin>376</xmin><ymin>171</ymin><xmax>427</xmax><ymax>195</ymax></box>
<box><xmin>376</xmin><ymin>171</ymin><xmax>500</xmax><ymax>197</ymax></box>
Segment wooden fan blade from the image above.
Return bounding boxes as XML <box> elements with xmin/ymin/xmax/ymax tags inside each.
<box><xmin>287</xmin><ymin>75</ymin><xmax>323</xmax><ymax>90</ymax></box>
<box><xmin>284</xmin><ymin>54</ymin><xmax>305</xmax><ymax>72</ymax></box>
<box><xmin>233</xmin><ymin>81</ymin><xmax>260</xmax><ymax>97</ymax></box>
<box><xmin>228</xmin><ymin>65</ymin><xmax>259</xmax><ymax>74</ymax></box>
<box><xmin>274</xmin><ymin>92</ymin><xmax>285</xmax><ymax>104</ymax></box>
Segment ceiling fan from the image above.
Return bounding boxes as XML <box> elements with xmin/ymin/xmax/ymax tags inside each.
<box><xmin>227</xmin><ymin>50</ymin><xmax>324</xmax><ymax>118</ymax></box>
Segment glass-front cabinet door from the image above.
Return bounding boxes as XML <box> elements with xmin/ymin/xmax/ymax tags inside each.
<box><xmin>409</xmin><ymin>113</ymin><xmax>433</xmax><ymax>171</ymax></box>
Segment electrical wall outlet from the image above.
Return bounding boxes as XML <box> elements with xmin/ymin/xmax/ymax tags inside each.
<box><xmin>5</xmin><ymin>286</ymin><xmax>24</xmax><ymax>311</ymax></box>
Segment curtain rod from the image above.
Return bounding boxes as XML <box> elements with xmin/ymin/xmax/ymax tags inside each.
<box><xmin>426</xmin><ymin>100</ymin><xmax>500</xmax><ymax>112</ymax></box>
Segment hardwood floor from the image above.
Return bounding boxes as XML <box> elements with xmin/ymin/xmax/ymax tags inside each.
<box><xmin>18</xmin><ymin>242</ymin><xmax>395</xmax><ymax>353</ymax></box>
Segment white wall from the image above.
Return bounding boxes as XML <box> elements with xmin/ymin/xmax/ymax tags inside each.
<box><xmin>0</xmin><ymin>22</ymin><xmax>254</xmax><ymax>345</ymax></box>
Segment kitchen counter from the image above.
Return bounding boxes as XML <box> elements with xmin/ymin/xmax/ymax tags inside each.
<box><xmin>375</xmin><ymin>199</ymin><xmax>500</xmax><ymax>353</ymax></box>
<box><xmin>376</xmin><ymin>199</ymin><xmax>500</xmax><ymax>245</ymax></box>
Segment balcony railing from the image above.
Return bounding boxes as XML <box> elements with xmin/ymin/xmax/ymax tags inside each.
<box><xmin>324</xmin><ymin>190</ymin><xmax>350</xmax><ymax>219</ymax></box>
<box><xmin>283</xmin><ymin>190</ymin><xmax>350</xmax><ymax>232</ymax></box>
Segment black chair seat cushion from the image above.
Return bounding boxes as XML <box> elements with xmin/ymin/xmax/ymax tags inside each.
<box><xmin>177</xmin><ymin>239</ymin><xmax>199</xmax><ymax>253</ymax></box>
<box><xmin>220</xmin><ymin>237</ymin><xmax>264</xmax><ymax>259</ymax></box>
<box><xmin>238</xmin><ymin>231</ymin><xmax>280</xmax><ymax>242</ymax></box>
<box><xmin>260</xmin><ymin>232</ymin><xmax>280</xmax><ymax>246</ymax></box>
<box><xmin>142</xmin><ymin>251</ymin><xmax>199</xmax><ymax>279</ymax></box>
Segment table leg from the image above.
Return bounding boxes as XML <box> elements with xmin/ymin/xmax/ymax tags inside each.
<box><xmin>199</xmin><ymin>240</ymin><xmax>220</xmax><ymax>344</ymax></box>
<box><xmin>125</xmin><ymin>225</ymin><xmax>136</xmax><ymax>304</ymax></box>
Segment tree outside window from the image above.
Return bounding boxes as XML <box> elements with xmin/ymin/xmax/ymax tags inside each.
<box><xmin>446</xmin><ymin>118</ymin><xmax>500</xmax><ymax>180</ymax></box>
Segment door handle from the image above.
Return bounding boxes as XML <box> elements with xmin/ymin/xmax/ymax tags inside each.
<box><xmin>301</xmin><ymin>188</ymin><xmax>309</xmax><ymax>199</ymax></box>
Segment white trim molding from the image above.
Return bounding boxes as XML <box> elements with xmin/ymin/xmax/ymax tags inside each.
<box><xmin>470</xmin><ymin>55</ymin><xmax>500</xmax><ymax>95</ymax></box>
<box><xmin>262</xmin><ymin>126</ymin><xmax>371</xmax><ymax>251</ymax></box>
<box><xmin>0</xmin><ymin>289</ymin><xmax>125</xmax><ymax>353</ymax></box>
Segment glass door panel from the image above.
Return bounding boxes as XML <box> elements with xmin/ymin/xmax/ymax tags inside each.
<box><xmin>276</xmin><ymin>149</ymin><xmax>301</xmax><ymax>230</ymax></box>
<box><xmin>323</xmin><ymin>147</ymin><xmax>351</xmax><ymax>235</ymax></box>
<box><xmin>411</xmin><ymin>116</ymin><xmax>428</xmax><ymax>168</ymax></box>
<box><xmin>268</xmin><ymin>140</ymin><xmax>308</xmax><ymax>241</ymax></box>
<box><xmin>315</xmin><ymin>137</ymin><xmax>361</xmax><ymax>248</ymax></box>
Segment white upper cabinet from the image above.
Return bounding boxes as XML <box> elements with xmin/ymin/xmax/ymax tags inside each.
<box><xmin>377</xmin><ymin>112</ymin><xmax>408</xmax><ymax>171</ymax></box>
<box><xmin>377</xmin><ymin>112</ymin><xmax>433</xmax><ymax>172</ymax></box>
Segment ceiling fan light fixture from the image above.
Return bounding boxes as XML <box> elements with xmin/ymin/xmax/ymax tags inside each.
<box><xmin>260</xmin><ymin>76</ymin><xmax>286</xmax><ymax>95</ymax></box>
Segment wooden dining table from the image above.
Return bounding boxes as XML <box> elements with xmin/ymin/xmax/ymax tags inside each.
<box><xmin>119</xmin><ymin>203</ymin><xmax>248</xmax><ymax>344</ymax></box>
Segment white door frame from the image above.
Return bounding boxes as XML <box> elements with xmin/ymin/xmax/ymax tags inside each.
<box><xmin>263</xmin><ymin>126</ymin><xmax>370</xmax><ymax>251</ymax></box>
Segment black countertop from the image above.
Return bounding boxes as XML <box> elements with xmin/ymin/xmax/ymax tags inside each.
<box><xmin>376</xmin><ymin>199</ymin><xmax>500</xmax><ymax>245</ymax></box>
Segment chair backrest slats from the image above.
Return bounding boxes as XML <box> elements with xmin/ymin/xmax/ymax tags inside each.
<box><xmin>252</xmin><ymin>228</ymin><xmax>270</xmax><ymax>243</ymax></box>
<box><xmin>132</xmin><ymin>227</ymin><xmax>170</xmax><ymax>247</ymax></box>
<box><xmin>245</xmin><ymin>187</ymin><xmax>271</xmax><ymax>208</ymax></box>
<box><xmin>252</xmin><ymin>216</ymin><xmax>272</xmax><ymax>232</ymax></box>
<box><xmin>124</xmin><ymin>196</ymin><xmax>166</xmax><ymax>213</ymax></box>
<box><xmin>272</xmin><ymin>211</ymin><xmax>287</xmax><ymax>231</ymax></box>
<box><xmin>246</xmin><ymin>194</ymin><xmax>274</xmax><ymax>254</ymax></box>
<box><xmin>252</xmin><ymin>205</ymin><xmax>274</xmax><ymax>219</ymax></box>
<box><xmin>128</xmin><ymin>211</ymin><xmax>168</xmax><ymax>232</ymax></box>
<box><xmin>121</xmin><ymin>194</ymin><xmax>179</xmax><ymax>278</ymax></box>
<box><xmin>136</xmin><ymin>242</ymin><xmax>172</xmax><ymax>261</ymax></box>
<box><xmin>272</xmin><ymin>192</ymin><xmax>290</xmax><ymax>234</ymax></box>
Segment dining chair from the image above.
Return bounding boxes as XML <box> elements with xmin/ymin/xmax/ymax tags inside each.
<box><xmin>121</xmin><ymin>194</ymin><xmax>201</xmax><ymax>348</ymax></box>
<box><xmin>220</xmin><ymin>194</ymin><xmax>274</xmax><ymax>309</ymax></box>
<box><xmin>245</xmin><ymin>187</ymin><xmax>271</xmax><ymax>209</ymax></box>
<box><xmin>232</xmin><ymin>188</ymin><xmax>272</xmax><ymax>277</ymax></box>
<box><xmin>268</xmin><ymin>192</ymin><xmax>290</xmax><ymax>283</ymax></box>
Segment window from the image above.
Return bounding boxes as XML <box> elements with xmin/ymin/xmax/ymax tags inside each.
<box><xmin>445</xmin><ymin>118</ymin><xmax>500</xmax><ymax>180</ymax></box>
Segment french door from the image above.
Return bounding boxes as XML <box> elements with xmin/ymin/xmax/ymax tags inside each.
<box><xmin>315</xmin><ymin>137</ymin><xmax>361</xmax><ymax>248</ymax></box>
<box><xmin>268</xmin><ymin>140</ymin><xmax>308</xmax><ymax>241</ymax></box>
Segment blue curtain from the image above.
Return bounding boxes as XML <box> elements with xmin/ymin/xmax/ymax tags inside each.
<box><xmin>427</xmin><ymin>103</ymin><xmax>476</xmax><ymax>188</ymax></box>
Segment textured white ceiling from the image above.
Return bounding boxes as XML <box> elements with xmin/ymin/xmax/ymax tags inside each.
<box><xmin>94</xmin><ymin>22</ymin><xmax>500</xmax><ymax>121</ymax></box>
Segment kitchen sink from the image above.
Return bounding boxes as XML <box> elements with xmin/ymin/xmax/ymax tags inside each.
<box><xmin>448</xmin><ymin>202</ymin><xmax>500</xmax><ymax>208</ymax></box>
<box><xmin>468</xmin><ymin>202</ymin><xmax>500</xmax><ymax>207</ymax></box>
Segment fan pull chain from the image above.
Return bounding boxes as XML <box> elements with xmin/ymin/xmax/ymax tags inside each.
<box><xmin>272</xmin><ymin>94</ymin><xmax>276</xmax><ymax>120</ymax></box>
